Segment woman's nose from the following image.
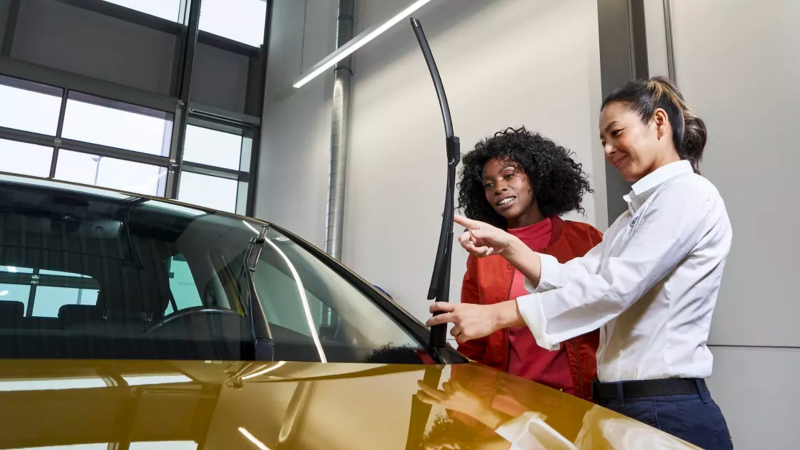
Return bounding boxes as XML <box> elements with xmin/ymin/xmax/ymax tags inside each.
<box><xmin>604</xmin><ymin>143</ymin><xmax>615</xmax><ymax>158</ymax></box>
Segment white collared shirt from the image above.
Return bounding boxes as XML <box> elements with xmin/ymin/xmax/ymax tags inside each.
<box><xmin>517</xmin><ymin>160</ymin><xmax>732</xmax><ymax>381</ymax></box>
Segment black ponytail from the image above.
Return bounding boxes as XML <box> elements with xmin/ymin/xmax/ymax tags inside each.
<box><xmin>602</xmin><ymin>76</ymin><xmax>707</xmax><ymax>173</ymax></box>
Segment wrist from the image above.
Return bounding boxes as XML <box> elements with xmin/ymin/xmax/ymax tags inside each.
<box><xmin>476</xmin><ymin>408</ymin><xmax>507</xmax><ymax>430</ymax></box>
<box><xmin>491</xmin><ymin>300</ymin><xmax>523</xmax><ymax>331</ymax></box>
<box><xmin>503</xmin><ymin>235</ymin><xmax>525</xmax><ymax>258</ymax></box>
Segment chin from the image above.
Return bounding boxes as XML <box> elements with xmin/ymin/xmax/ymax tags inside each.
<box><xmin>619</xmin><ymin>167</ymin><xmax>643</xmax><ymax>183</ymax></box>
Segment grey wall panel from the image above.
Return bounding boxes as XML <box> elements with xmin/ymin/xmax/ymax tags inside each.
<box><xmin>0</xmin><ymin>0</ymin><xmax>10</xmax><ymax>48</ymax></box>
<box><xmin>10</xmin><ymin>0</ymin><xmax>176</xmax><ymax>95</ymax></box>
<box><xmin>254</xmin><ymin>0</ymin><xmax>337</xmax><ymax>248</ymax></box>
<box><xmin>191</xmin><ymin>42</ymin><xmax>249</xmax><ymax>114</ymax></box>
<box><xmin>708</xmin><ymin>346</ymin><xmax>800</xmax><ymax>450</ymax></box>
<box><xmin>669</xmin><ymin>0</ymin><xmax>800</xmax><ymax>347</ymax></box>
<box><xmin>596</xmin><ymin>0</ymin><xmax>636</xmax><ymax>223</ymax></box>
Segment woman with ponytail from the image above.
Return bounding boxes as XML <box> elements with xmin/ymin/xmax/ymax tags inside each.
<box><xmin>428</xmin><ymin>77</ymin><xmax>734</xmax><ymax>449</ymax></box>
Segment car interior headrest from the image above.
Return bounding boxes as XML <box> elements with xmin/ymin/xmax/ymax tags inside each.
<box><xmin>58</xmin><ymin>304</ymin><xmax>101</xmax><ymax>327</ymax></box>
<box><xmin>0</xmin><ymin>301</ymin><xmax>25</xmax><ymax>327</ymax></box>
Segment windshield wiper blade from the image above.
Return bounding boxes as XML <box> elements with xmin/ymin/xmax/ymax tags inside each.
<box><xmin>240</xmin><ymin>223</ymin><xmax>273</xmax><ymax>359</ymax></box>
<box><xmin>410</xmin><ymin>18</ymin><xmax>460</xmax><ymax>350</ymax></box>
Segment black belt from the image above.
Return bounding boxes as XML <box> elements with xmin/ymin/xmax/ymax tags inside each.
<box><xmin>592</xmin><ymin>378</ymin><xmax>709</xmax><ymax>400</ymax></box>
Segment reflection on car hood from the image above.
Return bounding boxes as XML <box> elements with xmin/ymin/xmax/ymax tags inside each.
<box><xmin>0</xmin><ymin>359</ymin><xmax>700</xmax><ymax>450</ymax></box>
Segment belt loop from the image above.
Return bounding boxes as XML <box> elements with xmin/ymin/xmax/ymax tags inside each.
<box><xmin>616</xmin><ymin>382</ymin><xmax>625</xmax><ymax>407</ymax></box>
<box><xmin>695</xmin><ymin>379</ymin><xmax>709</xmax><ymax>404</ymax></box>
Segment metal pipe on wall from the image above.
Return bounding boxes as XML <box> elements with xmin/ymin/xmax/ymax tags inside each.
<box><xmin>325</xmin><ymin>0</ymin><xmax>355</xmax><ymax>260</ymax></box>
<box><xmin>662</xmin><ymin>0</ymin><xmax>677</xmax><ymax>83</ymax></box>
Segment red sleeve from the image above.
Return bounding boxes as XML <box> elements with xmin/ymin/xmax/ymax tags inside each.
<box><xmin>455</xmin><ymin>256</ymin><xmax>488</xmax><ymax>362</ymax></box>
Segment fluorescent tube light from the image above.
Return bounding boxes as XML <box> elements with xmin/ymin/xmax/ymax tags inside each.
<box><xmin>122</xmin><ymin>374</ymin><xmax>193</xmax><ymax>386</ymax></box>
<box><xmin>241</xmin><ymin>361</ymin><xmax>286</xmax><ymax>381</ymax></box>
<box><xmin>0</xmin><ymin>377</ymin><xmax>106</xmax><ymax>391</ymax></box>
<box><xmin>239</xmin><ymin>427</ymin><xmax>271</xmax><ymax>450</ymax></box>
<box><xmin>293</xmin><ymin>0</ymin><xmax>432</xmax><ymax>88</ymax></box>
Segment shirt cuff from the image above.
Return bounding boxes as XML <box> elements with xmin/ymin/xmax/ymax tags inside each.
<box><xmin>523</xmin><ymin>253</ymin><xmax>562</xmax><ymax>293</ymax></box>
<box><xmin>516</xmin><ymin>293</ymin><xmax>560</xmax><ymax>351</ymax></box>
<box><xmin>495</xmin><ymin>411</ymin><xmax>548</xmax><ymax>443</ymax></box>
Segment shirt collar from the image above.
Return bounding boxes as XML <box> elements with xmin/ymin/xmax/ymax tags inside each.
<box><xmin>623</xmin><ymin>160</ymin><xmax>693</xmax><ymax>212</ymax></box>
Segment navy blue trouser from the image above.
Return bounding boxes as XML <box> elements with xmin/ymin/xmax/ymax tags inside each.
<box><xmin>598</xmin><ymin>386</ymin><xmax>733</xmax><ymax>449</ymax></box>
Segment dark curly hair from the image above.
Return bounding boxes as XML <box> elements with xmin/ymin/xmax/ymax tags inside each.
<box><xmin>458</xmin><ymin>126</ymin><xmax>593</xmax><ymax>229</ymax></box>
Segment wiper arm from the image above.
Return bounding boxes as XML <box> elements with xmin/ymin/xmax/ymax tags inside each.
<box><xmin>240</xmin><ymin>223</ymin><xmax>273</xmax><ymax>359</ymax></box>
<box><xmin>410</xmin><ymin>18</ymin><xmax>461</xmax><ymax>350</ymax></box>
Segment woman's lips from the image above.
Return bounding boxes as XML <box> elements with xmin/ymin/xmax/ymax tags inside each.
<box><xmin>497</xmin><ymin>196</ymin><xmax>516</xmax><ymax>210</ymax></box>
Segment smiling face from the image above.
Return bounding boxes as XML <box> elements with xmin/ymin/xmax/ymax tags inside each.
<box><xmin>481</xmin><ymin>158</ymin><xmax>543</xmax><ymax>228</ymax></box>
<box><xmin>599</xmin><ymin>102</ymin><xmax>680</xmax><ymax>182</ymax></box>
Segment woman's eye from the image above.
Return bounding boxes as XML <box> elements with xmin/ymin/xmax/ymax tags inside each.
<box><xmin>611</xmin><ymin>129</ymin><xmax>622</xmax><ymax>137</ymax></box>
<box><xmin>484</xmin><ymin>183</ymin><xmax>493</xmax><ymax>189</ymax></box>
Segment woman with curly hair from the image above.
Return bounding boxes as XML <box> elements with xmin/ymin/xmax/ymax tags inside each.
<box><xmin>456</xmin><ymin>126</ymin><xmax>602</xmax><ymax>400</ymax></box>
<box><xmin>431</xmin><ymin>78</ymin><xmax>733</xmax><ymax>449</ymax></box>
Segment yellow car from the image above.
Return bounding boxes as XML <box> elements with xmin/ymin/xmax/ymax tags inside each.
<box><xmin>0</xmin><ymin>173</ymin><xmax>699</xmax><ymax>450</ymax></box>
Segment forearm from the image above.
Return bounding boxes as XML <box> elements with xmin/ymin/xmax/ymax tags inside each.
<box><xmin>472</xmin><ymin>406</ymin><xmax>511</xmax><ymax>430</ymax></box>
<box><xmin>504</xmin><ymin>237</ymin><xmax>542</xmax><ymax>287</ymax></box>
<box><xmin>492</xmin><ymin>300</ymin><xmax>527</xmax><ymax>330</ymax></box>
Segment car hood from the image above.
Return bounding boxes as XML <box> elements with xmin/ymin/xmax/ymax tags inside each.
<box><xmin>0</xmin><ymin>359</ymin><xmax>699</xmax><ymax>450</ymax></box>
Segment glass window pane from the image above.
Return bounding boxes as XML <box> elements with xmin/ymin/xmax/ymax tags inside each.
<box><xmin>236</xmin><ymin>181</ymin><xmax>249</xmax><ymax>215</ymax></box>
<box><xmin>184</xmin><ymin>125</ymin><xmax>242</xmax><ymax>170</ymax></box>
<box><xmin>178</xmin><ymin>172</ymin><xmax>238</xmax><ymax>213</ymax></box>
<box><xmin>200</xmin><ymin>0</ymin><xmax>267</xmax><ymax>47</ymax></box>
<box><xmin>0</xmin><ymin>75</ymin><xmax>62</xmax><ymax>136</ymax></box>
<box><xmin>61</xmin><ymin>92</ymin><xmax>173</xmax><ymax>156</ymax></box>
<box><xmin>0</xmin><ymin>291</ymin><xmax>30</xmax><ymax>316</ymax></box>
<box><xmin>33</xmin><ymin>286</ymin><xmax>100</xmax><ymax>318</ymax></box>
<box><xmin>164</xmin><ymin>255</ymin><xmax>203</xmax><ymax>312</ymax></box>
<box><xmin>103</xmin><ymin>0</ymin><xmax>182</xmax><ymax>21</ymax></box>
<box><xmin>0</xmin><ymin>139</ymin><xmax>53</xmax><ymax>178</ymax></box>
<box><xmin>55</xmin><ymin>150</ymin><xmax>168</xmax><ymax>196</ymax></box>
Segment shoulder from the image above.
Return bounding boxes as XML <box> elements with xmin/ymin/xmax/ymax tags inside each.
<box><xmin>650</xmin><ymin>173</ymin><xmax>731</xmax><ymax>231</ymax></box>
<box><xmin>558</xmin><ymin>220</ymin><xmax>604</xmax><ymax>254</ymax></box>
<box><xmin>563</xmin><ymin>220</ymin><xmax>603</xmax><ymax>240</ymax></box>
<box><xmin>662</xmin><ymin>173</ymin><xmax>724</xmax><ymax>203</ymax></box>
<box><xmin>563</xmin><ymin>220</ymin><xmax>602</xmax><ymax>234</ymax></box>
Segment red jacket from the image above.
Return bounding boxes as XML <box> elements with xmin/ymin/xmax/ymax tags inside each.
<box><xmin>458</xmin><ymin>216</ymin><xmax>603</xmax><ymax>401</ymax></box>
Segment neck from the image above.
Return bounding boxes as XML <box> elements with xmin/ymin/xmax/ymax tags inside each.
<box><xmin>507</xmin><ymin>206</ymin><xmax>545</xmax><ymax>229</ymax></box>
<box><xmin>650</xmin><ymin>149</ymin><xmax>682</xmax><ymax>173</ymax></box>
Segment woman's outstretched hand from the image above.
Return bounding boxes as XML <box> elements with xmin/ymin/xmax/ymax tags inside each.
<box><xmin>427</xmin><ymin>301</ymin><xmax>524</xmax><ymax>344</ymax></box>
<box><xmin>454</xmin><ymin>215</ymin><xmax>517</xmax><ymax>258</ymax></box>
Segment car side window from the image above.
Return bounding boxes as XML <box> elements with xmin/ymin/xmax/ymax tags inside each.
<box><xmin>163</xmin><ymin>255</ymin><xmax>203</xmax><ymax>315</ymax></box>
<box><xmin>0</xmin><ymin>266</ymin><xmax>99</xmax><ymax>318</ymax></box>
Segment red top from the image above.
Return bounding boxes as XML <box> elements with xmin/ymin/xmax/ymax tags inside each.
<box><xmin>457</xmin><ymin>216</ymin><xmax>602</xmax><ymax>400</ymax></box>
<box><xmin>506</xmin><ymin>219</ymin><xmax>575</xmax><ymax>395</ymax></box>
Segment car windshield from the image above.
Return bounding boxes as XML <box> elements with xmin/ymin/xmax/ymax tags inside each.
<box><xmin>0</xmin><ymin>175</ymin><xmax>428</xmax><ymax>364</ymax></box>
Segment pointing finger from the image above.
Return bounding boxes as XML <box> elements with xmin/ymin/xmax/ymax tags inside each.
<box><xmin>454</xmin><ymin>215</ymin><xmax>481</xmax><ymax>230</ymax></box>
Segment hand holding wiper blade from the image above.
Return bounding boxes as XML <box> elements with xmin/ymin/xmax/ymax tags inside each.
<box><xmin>410</xmin><ymin>18</ymin><xmax>460</xmax><ymax>349</ymax></box>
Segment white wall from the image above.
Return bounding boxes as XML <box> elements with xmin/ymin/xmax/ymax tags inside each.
<box><xmin>254</xmin><ymin>0</ymin><xmax>338</xmax><ymax>249</ymax></box>
<box><xmin>257</xmin><ymin>0</ymin><xmax>606</xmax><ymax>330</ymax></box>
<box><xmin>344</xmin><ymin>0</ymin><xmax>606</xmax><ymax>325</ymax></box>
<box><xmin>644</xmin><ymin>0</ymin><xmax>800</xmax><ymax>447</ymax></box>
